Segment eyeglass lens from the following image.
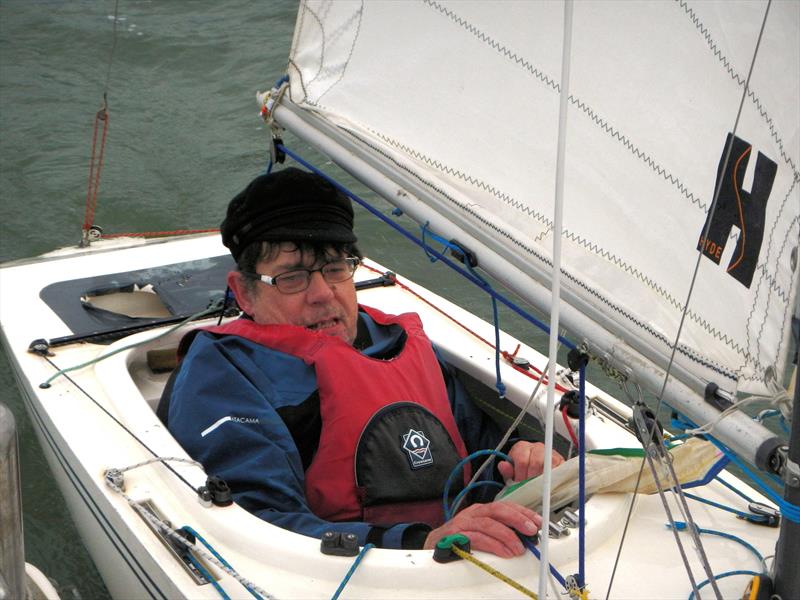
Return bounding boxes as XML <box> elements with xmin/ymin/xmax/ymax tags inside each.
<box><xmin>275</xmin><ymin>258</ymin><xmax>357</xmax><ymax>293</ymax></box>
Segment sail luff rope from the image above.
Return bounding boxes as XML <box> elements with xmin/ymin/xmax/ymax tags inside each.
<box><xmin>605</xmin><ymin>2</ymin><xmax>775</xmax><ymax>598</ymax></box>
<box><xmin>539</xmin><ymin>1</ymin><xmax>574</xmax><ymax>597</ymax></box>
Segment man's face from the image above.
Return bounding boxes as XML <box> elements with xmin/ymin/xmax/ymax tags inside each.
<box><xmin>228</xmin><ymin>244</ymin><xmax>359</xmax><ymax>346</ymax></box>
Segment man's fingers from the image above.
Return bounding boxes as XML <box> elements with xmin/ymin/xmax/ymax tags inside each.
<box><xmin>456</xmin><ymin>528</ymin><xmax>524</xmax><ymax>558</ymax></box>
<box><xmin>497</xmin><ymin>460</ymin><xmax>514</xmax><ymax>481</ymax></box>
<box><xmin>425</xmin><ymin>501</ymin><xmax>543</xmax><ymax>558</ymax></box>
<box><xmin>506</xmin><ymin>441</ymin><xmax>567</xmax><ymax>481</ymax></box>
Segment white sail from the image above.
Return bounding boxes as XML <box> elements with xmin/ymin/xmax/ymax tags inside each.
<box><xmin>284</xmin><ymin>0</ymin><xmax>799</xmax><ymax>400</ymax></box>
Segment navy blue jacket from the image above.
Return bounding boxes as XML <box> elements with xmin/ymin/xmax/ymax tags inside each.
<box><xmin>167</xmin><ymin>311</ymin><xmax>506</xmax><ymax>549</ymax></box>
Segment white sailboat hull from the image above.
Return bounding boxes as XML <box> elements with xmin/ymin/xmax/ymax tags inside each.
<box><xmin>0</xmin><ymin>234</ymin><xmax>781</xmax><ymax>599</ymax></box>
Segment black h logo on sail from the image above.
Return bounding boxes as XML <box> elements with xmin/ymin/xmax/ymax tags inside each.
<box><xmin>697</xmin><ymin>133</ymin><xmax>776</xmax><ymax>288</ymax></box>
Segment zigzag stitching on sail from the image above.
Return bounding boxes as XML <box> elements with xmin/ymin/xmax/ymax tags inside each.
<box><xmin>337</xmin><ymin>126</ymin><xmax>738</xmax><ymax>381</ymax></box>
<box><xmin>561</xmin><ymin>229</ymin><xmax>774</xmax><ymax>365</ymax></box>
<box><xmin>368</xmin><ymin>131</ymin><xmax>552</xmax><ymax>228</ymax></box>
<box><xmin>677</xmin><ymin>0</ymin><xmax>799</xmax><ymax>177</ymax></box>
<box><xmin>745</xmin><ymin>214</ymin><xmax>800</xmax><ymax>379</ymax></box>
<box><xmin>368</xmin><ymin>124</ymin><xmax>765</xmax><ymax>367</ymax></box>
<box><xmin>745</xmin><ymin>179</ymin><xmax>798</xmax><ymax>368</ymax></box>
<box><xmin>423</xmin><ymin>0</ymin><xmax>708</xmax><ymax>212</ymax></box>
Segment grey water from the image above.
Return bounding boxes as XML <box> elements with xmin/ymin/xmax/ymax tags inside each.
<box><xmin>0</xmin><ymin>2</ymin><xmax>789</xmax><ymax>600</ymax></box>
<box><xmin>0</xmin><ymin>2</ymin><xmax>552</xmax><ymax>597</ymax></box>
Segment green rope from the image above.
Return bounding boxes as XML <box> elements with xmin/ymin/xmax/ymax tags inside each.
<box><xmin>40</xmin><ymin>301</ymin><xmax>223</xmax><ymax>388</ymax></box>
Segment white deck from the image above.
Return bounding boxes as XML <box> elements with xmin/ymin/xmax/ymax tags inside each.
<box><xmin>0</xmin><ymin>234</ymin><xmax>779</xmax><ymax>599</ymax></box>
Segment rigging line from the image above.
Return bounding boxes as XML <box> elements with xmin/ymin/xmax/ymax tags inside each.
<box><xmin>40</xmin><ymin>301</ymin><xmax>222</xmax><ymax>387</ymax></box>
<box><xmin>661</xmin><ymin>442</ymin><xmax>725</xmax><ymax>598</ymax></box>
<box><xmin>606</xmin><ymin>2</ymin><xmax>774</xmax><ymax>598</ymax></box>
<box><xmin>360</xmin><ymin>263</ymin><xmax>570</xmax><ymax>393</ymax></box>
<box><xmin>181</xmin><ymin>526</ymin><xmax>264</xmax><ymax>600</ymax></box>
<box><xmin>105</xmin><ymin>477</ymin><xmax>277</xmax><ymax>600</ymax></box>
<box><xmin>539</xmin><ymin>0</ymin><xmax>585</xmax><ymax>598</ymax></box>
<box><xmin>83</xmin><ymin>0</ymin><xmax>119</xmax><ymax>239</ymax></box>
<box><xmin>687</xmin><ymin>571</ymin><xmax>761</xmax><ymax>600</ymax></box>
<box><xmin>330</xmin><ymin>543</ymin><xmax>374</xmax><ymax>600</ymax></box>
<box><xmin>650</xmin><ymin>0</ymin><xmax>773</xmax><ymax>444</ymax></box>
<box><xmin>450</xmin><ymin>362</ymin><xmax>549</xmax><ymax>516</ymax></box>
<box><xmin>443</xmin><ymin>449</ymin><xmax>512</xmax><ymax>521</ymax></box>
<box><xmin>539</xmin><ymin>2</ymin><xmax>573</xmax><ymax>597</ymax></box>
<box><xmin>635</xmin><ymin>419</ymin><xmax>706</xmax><ymax>599</ymax></box>
<box><xmin>279</xmin><ymin>144</ymin><xmax>577</xmax><ymax>350</ymax></box>
<box><xmin>39</xmin><ymin>356</ymin><xmax>198</xmax><ymax>494</ymax></box>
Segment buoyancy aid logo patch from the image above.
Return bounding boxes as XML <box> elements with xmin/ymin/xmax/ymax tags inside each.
<box><xmin>402</xmin><ymin>428</ymin><xmax>433</xmax><ymax>469</ymax></box>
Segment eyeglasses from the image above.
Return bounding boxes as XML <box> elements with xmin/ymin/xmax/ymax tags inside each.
<box><xmin>245</xmin><ymin>257</ymin><xmax>361</xmax><ymax>294</ymax></box>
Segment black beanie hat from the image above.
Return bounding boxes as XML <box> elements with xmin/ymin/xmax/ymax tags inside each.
<box><xmin>220</xmin><ymin>167</ymin><xmax>357</xmax><ymax>262</ymax></box>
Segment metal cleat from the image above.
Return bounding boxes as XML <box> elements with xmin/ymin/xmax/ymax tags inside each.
<box><xmin>548</xmin><ymin>520</ymin><xmax>570</xmax><ymax>538</ymax></box>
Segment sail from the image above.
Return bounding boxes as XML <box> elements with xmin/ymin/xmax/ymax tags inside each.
<box><xmin>284</xmin><ymin>0</ymin><xmax>799</xmax><ymax>398</ymax></box>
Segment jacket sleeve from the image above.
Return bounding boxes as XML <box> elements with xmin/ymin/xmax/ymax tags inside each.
<box><xmin>167</xmin><ymin>332</ymin><xmax>426</xmax><ymax>549</ymax></box>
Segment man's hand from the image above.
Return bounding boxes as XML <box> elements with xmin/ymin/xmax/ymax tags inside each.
<box><xmin>423</xmin><ymin>501</ymin><xmax>542</xmax><ymax>558</ymax></box>
<box><xmin>497</xmin><ymin>441</ymin><xmax>565</xmax><ymax>483</ymax></box>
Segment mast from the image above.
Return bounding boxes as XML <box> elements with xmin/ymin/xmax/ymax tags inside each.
<box><xmin>772</xmin><ymin>318</ymin><xmax>800</xmax><ymax>598</ymax></box>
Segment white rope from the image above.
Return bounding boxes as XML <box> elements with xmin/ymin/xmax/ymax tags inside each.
<box><xmin>114</xmin><ymin>456</ymin><xmax>204</xmax><ymax>473</ymax></box>
<box><xmin>450</xmin><ymin>360</ymin><xmax>551</xmax><ymax>515</ymax></box>
<box><xmin>687</xmin><ymin>381</ymin><xmax>791</xmax><ymax>436</ymax></box>
<box><xmin>105</xmin><ymin>476</ymin><xmax>277</xmax><ymax>600</ymax></box>
<box><xmin>539</xmin><ymin>1</ymin><xmax>574</xmax><ymax>598</ymax></box>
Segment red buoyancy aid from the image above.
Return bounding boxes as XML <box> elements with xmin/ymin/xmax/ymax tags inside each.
<box><xmin>206</xmin><ymin>305</ymin><xmax>470</xmax><ymax>527</ymax></box>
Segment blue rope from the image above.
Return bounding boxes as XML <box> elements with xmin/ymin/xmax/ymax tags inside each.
<box><xmin>704</xmin><ymin>437</ymin><xmax>800</xmax><ymax>523</ymax></box>
<box><xmin>668</xmin><ymin>521</ymin><xmax>766</xmax><ymax>569</ymax></box>
<box><xmin>443</xmin><ymin>449</ymin><xmax>512</xmax><ymax>520</ymax></box>
<box><xmin>420</xmin><ymin>221</ymin><xmax>441</xmax><ymax>263</ymax></box>
<box><xmin>186</xmin><ymin>553</ymin><xmax>231</xmax><ymax>600</ymax></box>
<box><xmin>465</xmin><ymin>260</ymin><xmax>507</xmax><ymax>398</ymax></box>
<box><xmin>448</xmin><ymin>481</ymin><xmax>505</xmax><ymax>519</ymax></box>
<box><xmin>403</xmin><ymin>217</ymin><xmax>508</xmax><ymax>398</ymax></box>
<box><xmin>423</xmin><ymin>224</ymin><xmax>509</xmax><ymax>397</ymax></box>
<box><xmin>520</xmin><ymin>536</ymin><xmax>568</xmax><ymax>589</ymax></box>
<box><xmin>330</xmin><ymin>543</ymin><xmax>374</xmax><ymax>600</ymax></box>
<box><xmin>714</xmin><ymin>475</ymin><xmax>754</xmax><ymax>504</ymax></box>
<box><xmin>577</xmin><ymin>364</ymin><xmax>587</xmax><ymax>588</ymax></box>
<box><xmin>677</xmin><ymin>455</ymin><xmax>731</xmax><ymax>490</ymax></box>
<box><xmin>277</xmin><ymin>144</ymin><xmax>576</xmax><ymax>350</ymax></box>
<box><xmin>669</xmin><ymin>413</ymin><xmax>800</xmax><ymax>523</ymax></box>
<box><xmin>182</xmin><ymin>526</ymin><xmax>263</xmax><ymax>600</ymax></box>
<box><xmin>682</xmin><ymin>492</ymin><xmax>771</xmax><ymax>524</ymax></box>
<box><xmin>687</xmin><ymin>570</ymin><xmax>761</xmax><ymax>600</ymax></box>
<box><xmin>756</xmin><ymin>410</ymin><xmax>789</xmax><ymax>434</ymax></box>
<box><xmin>779</xmin><ymin>415</ymin><xmax>790</xmax><ymax>434</ymax></box>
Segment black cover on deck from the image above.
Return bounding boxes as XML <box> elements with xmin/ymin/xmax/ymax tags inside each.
<box><xmin>39</xmin><ymin>255</ymin><xmax>234</xmax><ymax>342</ymax></box>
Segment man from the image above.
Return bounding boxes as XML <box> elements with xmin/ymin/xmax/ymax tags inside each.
<box><xmin>167</xmin><ymin>167</ymin><xmax>561</xmax><ymax>557</ymax></box>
